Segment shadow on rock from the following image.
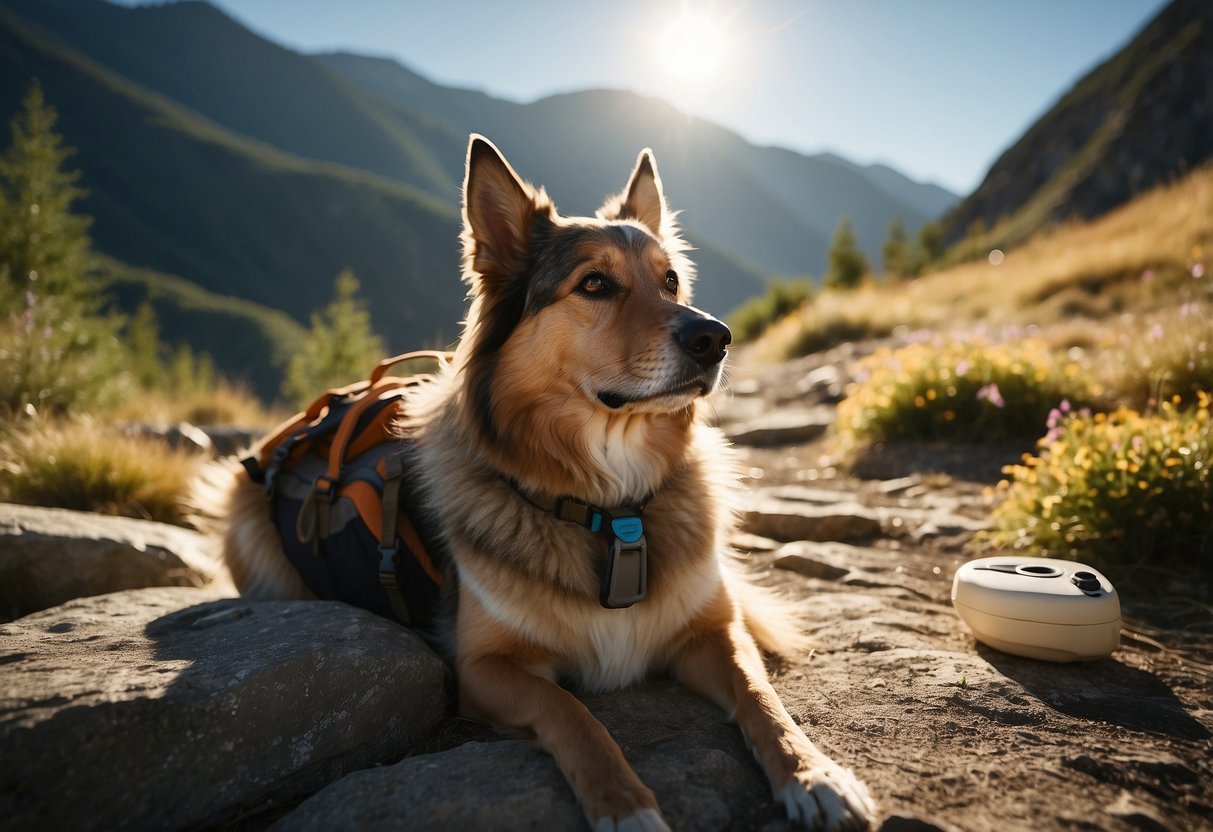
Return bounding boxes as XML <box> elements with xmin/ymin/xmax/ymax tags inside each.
<box><xmin>978</xmin><ymin>645</ymin><xmax>1210</xmax><ymax>740</ymax></box>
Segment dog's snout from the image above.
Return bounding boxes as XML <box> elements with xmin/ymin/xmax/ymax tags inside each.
<box><xmin>676</xmin><ymin>315</ymin><xmax>732</xmax><ymax>367</ymax></box>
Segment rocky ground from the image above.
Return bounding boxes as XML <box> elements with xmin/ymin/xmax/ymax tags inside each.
<box><xmin>2</xmin><ymin>346</ymin><xmax>1211</xmax><ymax>831</ymax></box>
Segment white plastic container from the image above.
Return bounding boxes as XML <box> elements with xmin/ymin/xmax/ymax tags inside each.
<box><xmin>951</xmin><ymin>556</ymin><xmax>1120</xmax><ymax>662</ymax></box>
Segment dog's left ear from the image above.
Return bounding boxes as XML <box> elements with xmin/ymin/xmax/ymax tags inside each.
<box><xmin>599</xmin><ymin>148</ymin><xmax>668</xmax><ymax>237</ymax></box>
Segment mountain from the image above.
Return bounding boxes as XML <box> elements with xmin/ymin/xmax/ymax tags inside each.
<box><xmin>0</xmin><ymin>0</ymin><xmax>957</xmax><ymax>395</ymax></box>
<box><xmin>315</xmin><ymin>53</ymin><xmax>957</xmax><ymax>277</ymax></box>
<box><xmin>940</xmin><ymin>0</ymin><xmax>1212</xmax><ymax>250</ymax></box>
<box><xmin>0</xmin><ymin>0</ymin><xmax>466</xmax><ymax>391</ymax></box>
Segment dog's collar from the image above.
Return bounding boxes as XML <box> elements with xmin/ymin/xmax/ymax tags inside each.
<box><xmin>509</xmin><ymin>481</ymin><xmax>652</xmax><ymax>609</ymax></box>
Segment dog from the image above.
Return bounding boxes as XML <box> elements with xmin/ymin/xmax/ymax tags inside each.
<box><xmin>220</xmin><ymin>135</ymin><xmax>878</xmax><ymax>831</ymax></box>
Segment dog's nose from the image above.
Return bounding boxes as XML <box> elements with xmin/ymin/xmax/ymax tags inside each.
<box><xmin>676</xmin><ymin>315</ymin><xmax>732</xmax><ymax>367</ymax></box>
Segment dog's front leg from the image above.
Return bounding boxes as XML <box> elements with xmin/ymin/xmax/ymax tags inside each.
<box><xmin>456</xmin><ymin>594</ymin><xmax>668</xmax><ymax>831</ymax></box>
<box><xmin>671</xmin><ymin>615</ymin><xmax>879</xmax><ymax>831</ymax></box>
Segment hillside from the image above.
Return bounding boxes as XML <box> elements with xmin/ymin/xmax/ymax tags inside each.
<box><xmin>0</xmin><ymin>3</ymin><xmax>466</xmax><ymax>391</ymax></box>
<box><xmin>940</xmin><ymin>0</ymin><xmax>1212</xmax><ymax>252</ymax></box>
<box><xmin>0</xmin><ymin>0</ymin><xmax>956</xmax><ymax>396</ymax></box>
<box><xmin>317</xmin><ymin>52</ymin><xmax>958</xmax><ymax>277</ymax></box>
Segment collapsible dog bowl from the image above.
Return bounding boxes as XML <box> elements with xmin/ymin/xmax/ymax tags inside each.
<box><xmin>951</xmin><ymin>556</ymin><xmax>1120</xmax><ymax>662</ymax></box>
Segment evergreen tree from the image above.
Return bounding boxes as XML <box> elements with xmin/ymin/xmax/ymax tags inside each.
<box><xmin>281</xmin><ymin>270</ymin><xmax>385</xmax><ymax>407</ymax></box>
<box><xmin>0</xmin><ymin>81</ymin><xmax>123</xmax><ymax>416</ymax></box>
<box><xmin>880</xmin><ymin>215</ymin><xmax>910</xmax><ymax>280</ymax></box>
<box><xmin>823</xmin><ymin>216</ymin><xmax>868</xmax><ymax>291</ymax></box>
<box><xmin>910</xmin><ymin>221</ymin><xmax>945</xmax><ymax>275</ymax></box>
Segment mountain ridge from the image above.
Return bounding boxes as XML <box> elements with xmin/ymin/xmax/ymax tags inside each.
<box><xmin>1</xmin><ymin>0</ymin><xmax>958</xmax><ymax>396</ymax></box>
<box><xmin>940</xmin><ymin>0</ymin><xmax>1211</xmax><ymax>250</ymax></box>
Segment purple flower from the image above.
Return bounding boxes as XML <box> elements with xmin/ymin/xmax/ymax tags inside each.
<box><xmin>1193</xmin><ymin>263</ymin><xmax>1206</xmax><ymax>279</ymax></box>
<box><xmin>976</xmin><ymin>382</ymin><xmax>1005</xmax><ymax>409</ymax></box>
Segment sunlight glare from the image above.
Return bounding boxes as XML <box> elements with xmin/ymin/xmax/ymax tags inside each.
<box><xmin>659</xmin><ymin>11</ymin><xmax>727</xmax><ymax>82</ymax></box>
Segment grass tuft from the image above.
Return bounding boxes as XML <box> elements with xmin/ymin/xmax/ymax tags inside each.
<box><xmin>836</xmin><ymin>336</ymin><xmax>1094</xmax><ymax>449</ymax></box>
<box><xmin>0</xmin><ymin>418</ymin><xmax>206</xmax><ymax>526</ymax></box>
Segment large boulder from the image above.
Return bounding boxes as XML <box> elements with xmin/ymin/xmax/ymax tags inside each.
<box><xmin>0</xmin><ymin>502</ymin><xmax>221</xmax><ymax>619</ymax></box>
<box><xmin>0</xmin><ymin>588</ymin><xmax>451</xmax><ymax>831</ymax></box>
<box><xmin>272</xmin><ymin>682</ymin><xmax>777</xmax><ymax>832</ymax></box>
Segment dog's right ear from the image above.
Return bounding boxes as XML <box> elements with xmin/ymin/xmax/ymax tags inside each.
<box><xmin>462</xmin><ymin>135</ymin><xmax>546</xmax><ymax>287</ymax></box>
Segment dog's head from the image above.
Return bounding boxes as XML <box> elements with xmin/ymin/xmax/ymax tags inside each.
<box><xmin>453</xmin><ymin>135</ymin><xmax>730</xmax><ymax>500</ymax></box>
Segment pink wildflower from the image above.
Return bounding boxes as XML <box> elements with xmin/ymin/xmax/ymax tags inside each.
<box><xmin>976</xmin><ymin>382</ymin><xmax>1005</xmax><ymax>409</ymax></box>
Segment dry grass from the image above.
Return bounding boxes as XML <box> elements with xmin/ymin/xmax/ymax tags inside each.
<box><xmin>107</xmin><ymin>379</ymin><xmax>282</xmax><ymax>429</ymax></box>
<box><xmin>757</xmin><ymin>164</ymin><xmax>1213</xmax><ymax>364</ymax></box>
<box><xmin>0</xmin><ymin>418</ymin><xmax>207</xmax><ymax>526</ymax></box>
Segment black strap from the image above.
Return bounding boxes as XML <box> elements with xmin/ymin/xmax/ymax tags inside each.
<box><xmin>377</xmin><ymin>455</ymin><xmax>412</xmax><ymax>625</ymax></box>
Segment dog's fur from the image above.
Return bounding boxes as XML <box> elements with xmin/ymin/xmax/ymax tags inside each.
<box><xmin>220</xmin><ymin>136</ymin><xmax>878</xmax><ymax>831</ymax></box>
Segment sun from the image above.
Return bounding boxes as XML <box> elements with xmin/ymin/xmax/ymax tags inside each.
<box><xmin>658</xmin><ymin>10</ymin><xmax>728</xmax><ymax>83</ymax></box>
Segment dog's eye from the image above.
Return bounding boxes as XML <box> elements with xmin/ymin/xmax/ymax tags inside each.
<box><xmin>665</xmin><ymin>270</ymin><xmax>679</xmax><ymax>295</ymax></box>
<box><xmin>578</xmin><ymin>271</ymin><xmax>608</xmax><ymax>295</ymax></box>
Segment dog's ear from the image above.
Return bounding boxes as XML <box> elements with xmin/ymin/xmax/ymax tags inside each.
<box><xmin>599</xmin><ymin>148</ymin><xmax>668</xmax><ymax>237</ymax></box>
<box><xmin>462</xmin><ymin>135</ymin><xmax>548</xmax><ymax>286</ymax></box>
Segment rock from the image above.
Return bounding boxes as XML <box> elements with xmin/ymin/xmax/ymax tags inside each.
<box><xmin>772</xmin><ymin>540</ymin><xmax>946</xmax><ymax>601</ymax></box>
<box><xmin>273</xmin><ymin>682</ymin><xmax>775</xmax><ymax>832</ymax></box>
<box><xmin>726</xmin><ymin>408</ymin><xmax>834</xmax><ymax>447</ymax></box>
<box><xmin>0</xmin><ymin>503</ymin><xmax>222</xmax><ymax>619</ymax></box>
<box><xmin>741</xmin><ymin>494</ymin><xmax>882</xmax><ymax>543</ymax></box>
<box><xmin>123</xmin><ymin>422</ymin><xmax>263</xmax><ymax>458</ymax></box>
<box><xmin>0</xmin><ymin>588</ymin><xmax>451</xmax><ymax>831</ymax></box>
<box><xmin>774</xmin><ymin>550</ymin><xmax>851</xmax><ymax>582</ymax></box>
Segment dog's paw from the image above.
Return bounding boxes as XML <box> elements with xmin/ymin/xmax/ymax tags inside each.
<box><xmin>778</xmin><ymin>762</ymin><xmax>879</xmax><ymax>831</ymax></box>
<box><xmin>594</xmin><ymin>808</ymin><xmax>670</xmax><ymax>832</ymax></box>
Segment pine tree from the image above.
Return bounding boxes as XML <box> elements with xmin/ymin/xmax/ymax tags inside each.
<box><xmin>0</xmin><ymin>81</ymin><xmax>92</xmax><ymax>304</ymax></box>
<box><xmin>0</xmin><ymin>81</ymin><xmax>123</xmax><ymax>416</ymax></box>
<box><xmin>910</xmin><ymin>221</ymin><xmax>945</xmax><ymax>275</ymax></box>
<box><xmin>880</xmin><ymin>215</ymin><xmax>910</xmax><ymax>280</ymax></box>
<box><xmin>281</xmin><ymin>270</ymin><xmax>385</xmax><ymax>407</ymax></box>
<box><xmin>823</xmin><ymin>216</ymin><xmax>868</xmax><ymax>291</ymax></box>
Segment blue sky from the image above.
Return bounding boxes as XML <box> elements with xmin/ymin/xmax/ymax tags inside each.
<box><xmin>120</xmin><ymin>0</ymin><xmax>1170</xmax><ymax>195</ymax></box>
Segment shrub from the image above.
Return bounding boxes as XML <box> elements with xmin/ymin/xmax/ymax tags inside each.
<box><xmin>1101</xmin><ymin>303</ymin><xmax>1213</xmax><ymax>409</ymax></box>
<box><xmin>727</xmin><ymin>278</ymin><xmax>813</xmax><ymax>344</ymax></box>
<box><xmin>836</xmin><ymin>337</ymin><xmax>1093</xmax><ymax>448</ymax></box>
<box><xmin>977</xmin><ymin>395</ymin><xmax>1213</xmax><ymax>584</ymax></box>
<box><xmin>0</xmin><ymin>418</ymin><xmax>205</xmax><ymax>526</ymax></box>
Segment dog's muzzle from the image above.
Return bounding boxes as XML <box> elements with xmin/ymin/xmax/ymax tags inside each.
<box><xmin>675</xmin><ymin>312</ymin><xmax>731</xmax><ymax>368</ymax></box>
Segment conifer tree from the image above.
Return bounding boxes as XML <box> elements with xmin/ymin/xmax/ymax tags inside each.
<box><xmin>910</xmin><ymin>221</ymin><xmax>945</xmax><ymax>275</ymax></box>
<box><xmin>281</xmin><ymin>270</ymin><xmax>385</xmax><ymax>407</ymax></box>
<box><xmin>823</xmin><ymin>216</ymin><xmax>868</xmax><ymax>291</ymax></box>
<box><xmin>0</xmin><ymin>81</ymin><xmax>122</xmax><ymax>415</ymax></box>
<box><xmin>881</xmin><ymin>215</ymin><xmax>910</xmax><ymax>280</ymax></box>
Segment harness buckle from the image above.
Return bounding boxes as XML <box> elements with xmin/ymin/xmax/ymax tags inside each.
<box><xmin>601</xmin><ymin>531</ymin><xmax>650</xmax><ymax>608</ymax></box>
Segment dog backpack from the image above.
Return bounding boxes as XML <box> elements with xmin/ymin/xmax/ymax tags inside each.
<box><xmin>241</xmin><ymin>351</ymin><xmax>450</xmax><ymax>627</ymax></box>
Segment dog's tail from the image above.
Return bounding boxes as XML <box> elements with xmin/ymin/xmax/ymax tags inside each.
<box><xmin>727</xmin><ymin>568</ymin><xmax>815</xmax><ymax>658</ymax></box>
<box><xmin>188</xmin><ymin>456</ymin><xmax>313</xmax><ymax>601</ymax></box>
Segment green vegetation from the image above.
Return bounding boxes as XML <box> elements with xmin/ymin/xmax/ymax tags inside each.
<box><xmin>0</xmin><ymin>82</ymin><xmax>126</xmax><ymax>417</ymax></box>
<box><xmin>978</xmin><ymin>395</ymin><xmax>1212</xmax><ymax>583</ymax></box>
<box><xmin>0</xmin><ymin>418</ymin><xmax>204</xmax><ymax>526</ymax></box>
<box><xmin>281</xmin><ymin>270</ymin><xmax>386</xmax><ymax>407</ymax></box>
<box><xmin>835</xmin><ymin>337</ymin><xmax>1092</xmax><ymax>448</ymax></box>
<box><xmin>880</xmin><ymin>216</ymin><xmax>909</xmax><ymax>280</ymax></box>
<box><xmin>726</xmin><ymin>278</ymin><xmax>813</xmax><ymax>344</ymax></box>
<box><xmin>0</xmin><ymin>81</ymin><xmax>277</xmax><ymax>524</ymax></box>
<box><xmin>823</xmin><ymin>216</ymin><xmax>868</xmax><ymax>291</ymax></box>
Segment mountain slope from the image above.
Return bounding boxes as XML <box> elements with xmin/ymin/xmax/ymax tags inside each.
<box><xmin>0</xmin><ymin>5</ymin><xmax>467</xmax><ymax>391</ymax></box>
<box><xmin>940</xmin><ymin>0</ymin><xmax>1213</xmax><ymax>249</ymax></box>
<box><xmin>3</xmin><ymin>0</ymin><xmax>465</xmax><ymax>198</ymax></box>
<box><xmin>314</xmin><ymin>53</ymin><xmax>958</xmax><ymax>276</ymax></box>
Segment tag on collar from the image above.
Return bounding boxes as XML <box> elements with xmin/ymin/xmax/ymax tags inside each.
<box><xmin>600</xmin><ymin>514</ymin><xmax>647</xmax><ymax>608</ymax></box>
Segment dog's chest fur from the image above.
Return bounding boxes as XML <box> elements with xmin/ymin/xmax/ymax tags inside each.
<box><xmin>417</xmin><ymin>411</ymin><xmax>733</xmax><ymax>692</ymax></box>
